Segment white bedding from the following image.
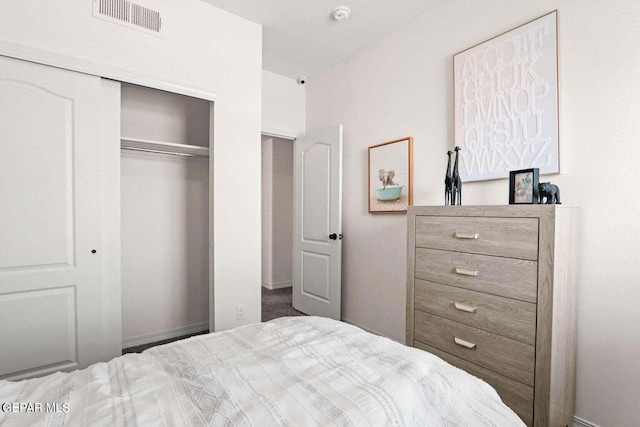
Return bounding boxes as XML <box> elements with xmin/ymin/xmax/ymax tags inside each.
<box><xmin>0</xmin><ymin>317</ymin><xmax>524</xmax><ymax>426</ymax></box>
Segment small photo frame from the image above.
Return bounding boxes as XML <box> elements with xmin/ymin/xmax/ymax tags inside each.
<box><xmin>368</xmin><ymin>137</ymin><xmax>413</xmax><ymax>213</ymax></box>
<box><xmin>509</xmin><ymin>168</ymin><xmax>539</xmax><ymax>204</ymax></box>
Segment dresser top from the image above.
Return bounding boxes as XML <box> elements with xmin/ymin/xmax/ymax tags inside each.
<box><xmin>408</xmin><ymin>205</ymin><xmax>576</xmax><ymax>219</ymax></box>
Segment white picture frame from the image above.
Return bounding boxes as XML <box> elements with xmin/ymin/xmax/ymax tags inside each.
<box><xmin>453</xmin><ymin>10</ymin><xmax>559</xmax><ymax>182</ymax></box>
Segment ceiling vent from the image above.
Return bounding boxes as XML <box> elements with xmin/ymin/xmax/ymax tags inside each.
<box><xmin>93</xmin><ymin>0</ymin><xmax>163</xmax><ymax>36</ymax></box>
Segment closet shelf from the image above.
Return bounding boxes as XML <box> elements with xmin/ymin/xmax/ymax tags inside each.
<box><xmin>121</xmin><ymin>137</ymin><xmax>209</xmax><ymax>157</ymax></box>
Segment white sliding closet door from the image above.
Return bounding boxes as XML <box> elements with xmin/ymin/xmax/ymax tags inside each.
<box><xmin>0</xmin><ymin>56</ymin><xmax>121</xmax><ymax>379</ymax></box>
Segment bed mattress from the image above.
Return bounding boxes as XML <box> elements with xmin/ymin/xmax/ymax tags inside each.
<box><xmin>0</xmin><ymin>316</ymin><xmax>524</xmax><ymax>426</ymax></box>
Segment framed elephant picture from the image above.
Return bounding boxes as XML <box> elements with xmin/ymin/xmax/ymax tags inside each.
<box><xmin>368</xmin><ymin>137</ymin><xmax>413</xmax><ymax>213</ymax></box>
<box><xmin>509</xmin><ymin>168</ymin><xmax>539</xmax><ymax>204</ymax></box>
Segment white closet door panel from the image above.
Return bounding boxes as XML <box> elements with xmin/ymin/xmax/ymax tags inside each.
<box><xmin>0</xmin><ymin>56</ymin><xmax>119</xmax><ymax>379</ymax></box>
<box><xmin>302</xmin><ymin>142</ymin><xmax>331</xmax><ymax>242</ymax></box>
<box><xmin>0</xmin><ymin>80</ymin><xmax>73</xmax><ymax>269</ymax></box>
<box><xmin>0</xmin><ymin>288</ymin><xmax>76</xmax><ymax>374</ymax></box>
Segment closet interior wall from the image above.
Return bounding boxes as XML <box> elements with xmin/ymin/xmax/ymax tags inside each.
<box><xmin>120</xmin><ymin>83</ymin><xmax>210</xmax><ymax>346</ymax></box>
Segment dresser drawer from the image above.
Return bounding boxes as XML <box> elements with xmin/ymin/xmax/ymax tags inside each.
<box><xmin>415</xmin><ymin>341</ymin><xmax>533</xmax><ymax>426</ymax></box>
<box><xmin>415</xmin><ymin>216</ymin><xmax>539</xmax><ymax>260</ymax></box>
<box><xmin>414</xmin><ymin>310</ymin><xmax>535</xmax><ymax>386</ymax></box>
<box><xmin>415</xmin><ymin>279</ymin><xmax>537</xmax><ymax>345</ymax></box>
<box><xmin>415</xmin><ymin>248</ymin><xmax>538</xmax><ymax>303</ymax></box>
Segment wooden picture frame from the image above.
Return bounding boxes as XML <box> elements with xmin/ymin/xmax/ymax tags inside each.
<box><xmin>509</xmin><ymin>168</ymin><xmax>539</xmax><ymax>204</ymax></box>
<box><xmin>368</xmin><ymin>137</ymin><xmax>413</xmax><ymax>213</ymax></box>
<box><xmin>453</xmin><ymin>10</ymin><xmax>559</xmax><ymax>182</ymax></box>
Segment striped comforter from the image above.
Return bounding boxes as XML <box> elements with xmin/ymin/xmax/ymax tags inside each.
<box><xmin>0</xmin><ymin>316</ymin><xmax>524</xmax><ymax>426</ymax></box>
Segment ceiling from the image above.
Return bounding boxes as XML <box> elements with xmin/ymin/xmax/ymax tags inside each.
<box><xmin>201</xmin><ymin>0</ymin><xmax>436</xmax><ymax>81</ymax></box>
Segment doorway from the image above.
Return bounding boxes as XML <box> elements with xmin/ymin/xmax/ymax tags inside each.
<box><xmin>261</xmin><ymin>135</ymin><xmax>304</xmax><ymax>321</ymax></box>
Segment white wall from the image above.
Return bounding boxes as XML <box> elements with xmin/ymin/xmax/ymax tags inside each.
<box><xmin>262</xmin><ymin>137</ymin><xmax>274</xmax><ymax>285</ymax></box>
<box><xmin>121</xmin><ymin>152</ymin><xmax>209</xmax><ymax>340</ymax></box>
<box><xmin>306</xmin><ymin>1</ymin><xmax>640</xmax><ymax>426</ymax></box>
<box><xmin>271</xmin><ymin>138</ymin><xmax>294</xmax><ymax>285</ymax></box>
<box><xmin>262</xmin><ymin>70</ymin><xmax>305</xmax><ymax>137</ymax></box>
<box><xmin>0</xmin><ymin>0</ymin><xmax>263</xmax><ymax>331</ymax></box>
<box><xmin>120</xmin><ymin>83</ymin><xmax>210</xmax><ymax>146</ymax></box>
<box><xmin>261</xmin><ymin>70</ymin><xmax>300</xmax><ymax>288</ymax></box>
<box><xmin>261</xmin><ymin>136</ymin><xmax>294</xmax><ymax>288</ymax></box>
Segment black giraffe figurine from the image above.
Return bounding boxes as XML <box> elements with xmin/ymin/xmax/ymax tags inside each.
<box><xmin>452</xmin><ymin>146</ymin><xmax>462</xmax><ymax>205</ymax></box>
<box><xmin>445</xmin><ymin>150</ymin><xmax>453</xmax><ymax>205</ymax></box>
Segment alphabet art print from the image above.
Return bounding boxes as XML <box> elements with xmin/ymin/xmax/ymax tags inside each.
<box><xmin>454</xmin><ymin>11</ymin><xmax>559</xmax><ymax>182</ymax></box>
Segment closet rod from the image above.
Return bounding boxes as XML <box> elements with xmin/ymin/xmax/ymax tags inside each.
<box><xmin>120</xmin><ymin>146</ymin><xmax>198</xmax><ymax>157</ymax></box>
<box><xmin>120</xmin><ymin>137</ymin><xmax>210</xmax><ymax>157</ymax></box>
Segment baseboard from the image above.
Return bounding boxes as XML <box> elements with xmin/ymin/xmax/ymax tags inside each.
<box><xmin>573</xmin><ymin>416</ymin><xmax>599</xmax><ymax>427</ymax></box>
<box><xmin>122</xmin><ymin>322</ymin><xmax>209</xmax><ymax>349</ymax></box>
<box><xmin>262</xmin><ymin>280</ymin><xmax>292</xmax><ymax>290</ymax></box>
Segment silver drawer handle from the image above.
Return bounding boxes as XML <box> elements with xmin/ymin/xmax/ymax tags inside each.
<box><xmin>454</xmin><ymin>302</ymin><xmax>477</xmax><ymax>313</ymax></box>
<box><xmin>454</xmin><ymin>337</ymin><xmax>477</xmax><ymax>349</ymax></box>
<box><xmin>454</xmin><ymin>231</ymin><xmax>479</xmax><ymax>240</ymax></box>
<box><xmin>455</xmin><ymin>267</ymin><xmax>478</xmax><ymax>276</ymax></box>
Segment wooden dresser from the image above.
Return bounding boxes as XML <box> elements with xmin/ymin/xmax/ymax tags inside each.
<box><xmin>406</xmin><ymin>206</ymin><xmax>577</xmax><ymax>427</ymax></box>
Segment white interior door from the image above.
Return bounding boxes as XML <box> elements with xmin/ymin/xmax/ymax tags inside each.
<box><xmin>0</xmin><ymin>56</ymin><xmax>121</xmax><ymax>380</ymax></box>
<box><xmin>293</xmin><ymin>125</ymin><xmax>343</xmax><ymax>320</ymax></box>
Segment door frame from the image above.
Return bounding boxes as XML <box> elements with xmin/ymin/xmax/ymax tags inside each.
<box><xmin>260</xmin><ymin>130</ymin><xmax>296</xmax><ymax>300</ymax></box>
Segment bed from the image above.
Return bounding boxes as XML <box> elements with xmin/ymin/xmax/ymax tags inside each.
<box><xmin>0</xmin><ymin>316</ymin><xmax>524</xmax><ymax>426</ymax></box>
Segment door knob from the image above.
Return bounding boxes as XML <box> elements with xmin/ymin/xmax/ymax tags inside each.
<box><xmin>329</xmin><ymin>233</ymin><xmax>343</xmax><ymax>240</ymax></box>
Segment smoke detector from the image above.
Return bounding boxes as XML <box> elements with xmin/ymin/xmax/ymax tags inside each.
<box><xmin>332</xmin><ymin>6</ymin><xmax>351</xmax><ymax>21</ymax></box>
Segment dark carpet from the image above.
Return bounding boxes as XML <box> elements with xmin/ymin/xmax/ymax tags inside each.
<box><xmin>122</xmin><ymin>330</ymin><xmax>208</xmax><ymax>354</ymax></box>
<box><xmin>262</xmin><ymin>286</ymin><xmax>306</xmax><ymax>322</ymax></box>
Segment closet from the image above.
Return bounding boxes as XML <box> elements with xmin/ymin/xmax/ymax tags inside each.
<box><xmin>0</xmin><ymin>54</ymin><xmax>217</xmax><ymax>379</ymax></box>
<box><xmin>120</xmin><ymin>83</ymin><xmax>212</xmax><ymax>347</ymax></box>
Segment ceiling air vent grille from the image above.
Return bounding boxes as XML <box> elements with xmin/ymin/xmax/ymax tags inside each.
<box><xmin>130</xmin><ymin>3</ymin><xmax>161</xmax><ymax>33</ymax></box>
<box><xmin>93</xmin><ymin>0</ymin><xmax>163</xmax><ymax>36</ymax></box>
